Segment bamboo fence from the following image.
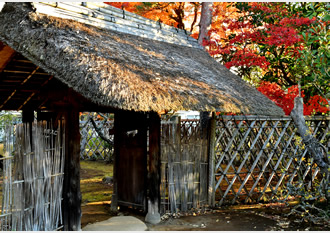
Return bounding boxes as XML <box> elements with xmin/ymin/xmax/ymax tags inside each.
<box><xmin>214</xmin><ymin>115</ymin><xmax>329</xmax><ymax>206</ymax></box>
<box><xmin>79</xmin><ymin>113</ymin><xmax>329</xmax><ymax>212</ymax></box>
<box><xmin>0</xmin><ymin>120</ymin><xmax>65</xmax><ymax>231</ymax></box>
<box><xmin>160</xmin><ymin>117</ymin><xmax>209</xmax><ymax>214</ymax></box>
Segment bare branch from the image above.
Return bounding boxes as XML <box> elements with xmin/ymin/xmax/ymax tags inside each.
<box><xmin>89</xmin><ymin>116</ymin><xmax>113</xmax><ymax>146</ymax></box>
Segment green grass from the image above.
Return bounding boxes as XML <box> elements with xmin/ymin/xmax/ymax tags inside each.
<box><xmin>80</xmin><ymin>160</ymin><xmax>114</xmax><ymax>203</ymax></box>
<box><xmin>80</xmin><ymin>160</ymin><xmax>113</xmax><ymax>178</ymax></box>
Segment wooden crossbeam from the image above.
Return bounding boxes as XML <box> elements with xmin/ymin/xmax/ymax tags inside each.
<box><xmin>2</xmin><ymin>70</ymin><xmax>48</xmax><ymax>75</ymax></box>
<box><xmin>17</xmin><ymin>75</ymin><xmax>53</xmax><ymax>110</ymax></box>
<box><xmin>0</xmin><ymin>66</ymin><xmax>40</xmax><ymax>109</ymax></box>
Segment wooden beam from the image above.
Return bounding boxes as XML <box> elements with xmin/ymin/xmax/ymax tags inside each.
<box><xmin>62</xmin><ymin>103</ymin><xmax>82</xmax><ymax>230</ymax></box>
<box><xmin>2</xmin><ymin>70</ymin><xmax>48</xmax><ymax>75</ymax></box>
<box><xmin>0</xmin><ymin>66</ymin><xmax>39</xmax><ymax>110</ymax></box>
<box><xmin>22</xmin><ymin>109</ymin><xmax>34</xmax><ymax>151</ymax></box>
<box><xmin>0</xmin><ymin>45</ymin><xmax>15</xmax><ymax>72</ymax></box>
<box><xmin>22</xmin><ymin>109</ymin><xmax>34</xmax><ymax>123</ymax></box>
<box><xmin>17</xmin><ymin>93</ymin><xmax>36</xmax><ymax>111</ymax></box>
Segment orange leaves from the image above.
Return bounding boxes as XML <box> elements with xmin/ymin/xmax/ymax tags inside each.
<box><xmin>106</xmin><ymin>2</ymin><xmax>240</xmax><ymax>45</ymax></box>
<box><xmin>107</xmin><ymin>2</ymin><xmax>201</xmax><ymax>33</ymax></box>
<box><xmin>210</xmin><ymin>2</ymin><xmax>242</xmax><ymax>39</ymax></box>
<box><xmin>105</xmin><ymin>2</ymin><xmax>142</xmax><ymax>12</ymax></box>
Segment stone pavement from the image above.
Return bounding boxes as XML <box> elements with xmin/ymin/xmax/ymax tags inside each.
<box><xmin>82</xmin><ymin>216</ymin><xmax>148</xmax><ymax>231</ymax></box>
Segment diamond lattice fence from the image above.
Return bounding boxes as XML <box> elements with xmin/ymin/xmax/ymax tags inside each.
<box><xmin>80</xmin><ymin>112</ymin><xmax>114</xmax><ymax>161</ymax></box>
<box><xmin>214</xmin><ymin>115</ymin><xmax>329</xmax><ymax>206</ymax></box>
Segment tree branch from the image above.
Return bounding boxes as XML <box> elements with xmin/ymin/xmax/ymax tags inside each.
<box><xmin>290</xmin><ymin>97</ymin><xmax>329</xmax><ymax>174</ymax></box>
<box><xmin>190</xmin><ymin>3</ymin><xmax>199</xmax><ymax>32</ymax></box>
<box><xmin>89</xmin><ymin>116</ymin><xmax>113</xmax><ymax>146</ymax></box>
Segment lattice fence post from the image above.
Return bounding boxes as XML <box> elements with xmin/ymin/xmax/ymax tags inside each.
<box><xmin>208</xmin><ymin>112</ymin><xmax>216</xmax><ymax>207</ymax></box>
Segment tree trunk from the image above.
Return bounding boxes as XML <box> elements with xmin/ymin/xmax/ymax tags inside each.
<box><xmin>198</xmin><ymin>2</ymin><xmax>213</xmax><ymax>45</ymax></box>
<box><xmin>290</xmin><ymin>97</ymin><xmax>329</xmax><ymax>174</ymax></box>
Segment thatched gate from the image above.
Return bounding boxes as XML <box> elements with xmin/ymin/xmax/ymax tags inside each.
<box><xmin>213</xmin><ymin>115</ymin><xmax>329</xmax><ymax>206</ymax></box>
<box><xmin>0</xmin><ymin>120</ymin><xmax>65</xmax><ymax>231</ymax></box>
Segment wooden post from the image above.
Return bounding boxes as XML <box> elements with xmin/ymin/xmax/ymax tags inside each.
<box><xmin>145</xmin><ymin>112</ymin><xmax>161</xmax><ymax>224</ymax></box>
<box><xmin>111</xmin><ymin>111</ymin><xmax>119</xmax><ymax>211</ymax></box>
<box><xmin>62</xmin><ymin>108</ymin><xmax>82</xmax><ymax>231</ymax></box>
<box><xmin>208</xmin><ymin>112</ymin><xmax>216</xmax><ymax>207</ymax></box>
<box><xmin>22</xmin><ymin>109</ymin><xmax>34</xmax><ymax>150</ymax></box>
<box><xmin>22</xmin><ymin>109</ymin><xmax>34</xmax><ymax>123</ymax></box>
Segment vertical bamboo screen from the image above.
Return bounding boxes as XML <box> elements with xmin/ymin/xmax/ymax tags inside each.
<box><xmin>0</xmin><ymin>121</ymin><xmax>65</xmax><ymax>231</ymax></box>
<box><xmin>214</xmin><ymin>115</ymin><xmax>329</xmax><ymax>206</ymax></box>
<box><xmin>160</xmin><ymin>118</ymin><xmax>208</xmax><ymax>214</ymax></box>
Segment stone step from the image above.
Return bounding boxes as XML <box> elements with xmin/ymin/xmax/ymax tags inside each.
<box><xmin>82</xmin><ymin>216</ymin><xmax>148</xmax><ymax>231</ymax></box>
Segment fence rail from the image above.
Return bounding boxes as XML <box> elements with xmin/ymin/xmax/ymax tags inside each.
<box><xmin>214</xmin><ymin>115</ymin><xmax>329</xmax><ymax>206</ymax></box>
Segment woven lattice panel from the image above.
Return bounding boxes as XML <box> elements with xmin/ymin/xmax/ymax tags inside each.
<box><xmin>214</xmin><ymin>115</ymin><xmax>329</xmax><ymax>206</ymax></box>
<box><xmin>79</xmin><ymin>112</ymin><xmax>114</xmax><ymax>161</ymax></box>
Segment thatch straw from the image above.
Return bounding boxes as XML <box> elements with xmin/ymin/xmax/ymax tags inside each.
<box><xmin>0</xmin><ymin>3</ymin><xmax>284</xmax><ymax>116</ymax></box>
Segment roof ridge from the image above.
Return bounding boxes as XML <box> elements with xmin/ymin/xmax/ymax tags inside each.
<box><xmin>84</xmin><ymin>2</ymin><xmax>191</xmax><ymax>36</ymax></box>
<box><xmin>34</xmin><ymin>2</ymin><xmax>202</xmax><ymax>49</ymax></box>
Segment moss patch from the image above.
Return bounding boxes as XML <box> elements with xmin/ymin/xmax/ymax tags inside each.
<box><xmin>80</xmin><ymin>160</ymin><xmax>113</xmax><ymax>203</ymax></box>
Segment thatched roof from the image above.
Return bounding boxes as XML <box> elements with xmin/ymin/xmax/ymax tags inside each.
<box><xmin>0</xmin><ymin>2</ymin><xmax>284</xmax><ymax>115</ymax></box>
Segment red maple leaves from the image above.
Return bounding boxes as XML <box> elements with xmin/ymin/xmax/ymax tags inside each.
<box><xmin>258</xmin><ymin>82</ymin><xmax>329</xmax><ymax>115</ymax></box>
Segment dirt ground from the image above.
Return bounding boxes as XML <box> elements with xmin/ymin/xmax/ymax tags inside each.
<box><xmin>80</xmin><ymin>161</ymin><xmax>329</xmax><ymax>231</ymax></box>
<box><xmin>81</xmin><ymin>203</ymin><xmax>329</xmax><ymax>231</ymax></box>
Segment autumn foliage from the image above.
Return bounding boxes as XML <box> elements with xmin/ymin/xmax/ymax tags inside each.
<box><xmin>204</xmin><ymin>3</ymin><xmax>319</xmax><ymax>86</ymax></box>
<box><xmin>105</xmin><ymin>2</ymin><xmax>202</xmax><ymax>35</ymax></box>
<box><xmin>106</xmin><ymin>2</ymin><xmax>329</xmax><ymax>116</ymax></box>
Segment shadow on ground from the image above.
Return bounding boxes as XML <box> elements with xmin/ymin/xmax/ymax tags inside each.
<box><xmin>81</xmin><ymin>203</ymin><xmax>329</xmax><ymax>231</ymax></box>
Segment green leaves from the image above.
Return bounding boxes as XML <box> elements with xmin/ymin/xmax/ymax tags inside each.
<box><xmin>295</xmin><ymin>7</ymin><xmax>330</xmax><ymax>99</ymax></box>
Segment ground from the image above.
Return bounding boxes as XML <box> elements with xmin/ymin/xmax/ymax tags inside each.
<box><xmin>80</xmin><ymin>160</ymin><xmax>329</xmax><ymax>231</ymax></box>
<box><xmin>80</xmin><ymin>160</ymin><xmax>114</xmax><ymax>203</ymax></box>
